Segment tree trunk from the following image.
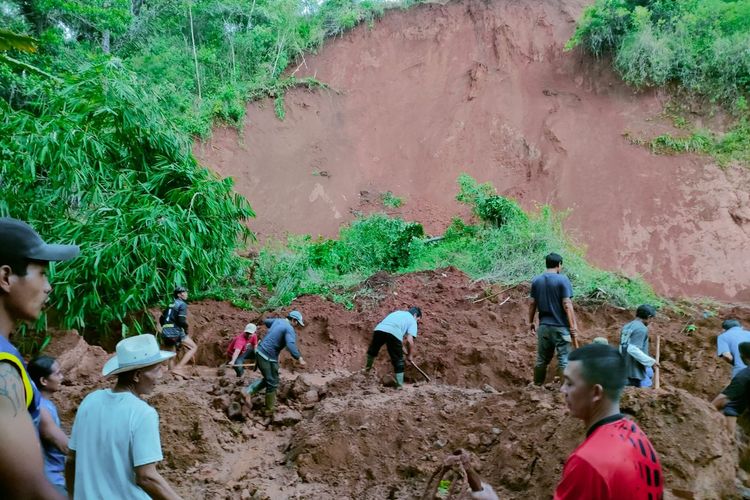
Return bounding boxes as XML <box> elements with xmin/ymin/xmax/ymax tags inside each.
<box><xmin>102</xmin><ymin>30</ymin><xmax>111</xmax><ymax>53</ymax></box>
<box><xmin>189</xmin><ymin>3</ymin><xmax>202</xmax><ymax>100</ymax></box>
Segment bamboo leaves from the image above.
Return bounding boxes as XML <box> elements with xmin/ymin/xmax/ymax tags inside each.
<box><xmin>0</xmin><ymin>63</ymin><xmax>254</xmax><ymax>337</ymax></box>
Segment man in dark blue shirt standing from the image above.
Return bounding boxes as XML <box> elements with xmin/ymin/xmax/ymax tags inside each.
<box><xmin>245</xmin><ymin>310</ymin><xmax>306</xmax><ymax>420</ymax></box>
<box><xmin>528</xmin><ymin>253</ymin><xmax>579</xmax><ymax>385</ymax></box>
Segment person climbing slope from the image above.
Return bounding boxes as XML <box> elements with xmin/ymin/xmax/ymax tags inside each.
<box><xmin>245</xmin><ymin>311</ymin><xmax>306</xmax><ymax>420</ymax></box>
<box><xmin>619</xmin><ymin>305</ymin><xmax>659</xmax><ymax>388</ymax></box>
<box><xmin>159</xmin><ymin>286</ymin><xmax>198</xmax><ymax>379</ymax></box>
<box><xmin>717</xmin><ymin>319</ymin><xmax>750</xmax><ymax>381</ymax></box>
<box><xmin>529</xmin><ymin>253</ymin><xmax>579</xmax><ymax>385</ymax></box>
<box><xmin>365</xmin><ymin>307</ymin><xmax>422</xmax><ymax>388</ymax></box>
<box><xmin>227</xmin><ymin>323</ymin><xmax>259</xmax><ymax>377</ymax></box>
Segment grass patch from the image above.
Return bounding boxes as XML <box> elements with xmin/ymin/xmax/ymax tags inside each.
<box><xmin>254</xmin><ymin>176</ymin><xmax>660</xmax><ymax>310</ymax></box>
<box><xmin>381</xmin><ymin>191</ymin><xmax>404</xmax><ymax>208</ymax></box>
<box><xmin>567</xmin><ymin>0</ymin><xmax>750</xmax><ymax>166</ymax></box>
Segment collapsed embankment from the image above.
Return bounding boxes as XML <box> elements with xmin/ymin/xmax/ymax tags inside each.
<box><xmin>195</xmin><ymin>0</ymin><xmax>750</xmax><ymax>302</ymax></box>
<box><xmin>46</xmin><ymin>268</ymin><xmax>748</xmax><ymax>498</ymax></box>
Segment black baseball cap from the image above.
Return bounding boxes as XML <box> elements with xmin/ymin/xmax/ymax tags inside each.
<box><xmin>0</xmin><ymin>218</ymin><xmax>79</xmax><ymax>262</ymax></box>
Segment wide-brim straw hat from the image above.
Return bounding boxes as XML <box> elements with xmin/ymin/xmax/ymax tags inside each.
<box><xmin>102</xmin><ymin>334</ymin><xmax>176</xmax><ymax>377</ymax></box>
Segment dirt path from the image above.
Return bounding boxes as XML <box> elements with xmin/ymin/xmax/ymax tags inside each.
<box><xmin>195</xmin><ymin>0</ymin><xmax>750</xmax><ymax>302</ymax></box>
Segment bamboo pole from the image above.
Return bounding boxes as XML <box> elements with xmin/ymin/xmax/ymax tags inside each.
<box><xmin>188</xmin><ymin>3</ymin><xmax>201</xmax><ymax>100</ymax></box>
<box><xmin>654</xmin><ymin>334</ymin><xmax>661</xmax><ymax>390</ymax></box>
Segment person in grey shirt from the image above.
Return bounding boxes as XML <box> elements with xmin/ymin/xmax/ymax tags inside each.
<box><xmin>619</xmin><ymin>305</ymin><xmax>658</xmax><ymax>387</ymax></box>
<box><xmin>528</xmin><ymin>253</ymin><xmax>579</xmax><ymax>385</ymax></box>
<box><xmin>245</xmin><ymin>311</ymin><xmax>306</xmax><ymax>420</ymax></box>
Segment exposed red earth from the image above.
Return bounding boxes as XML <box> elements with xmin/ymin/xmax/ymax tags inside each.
<box><xmin>195</xmin><ymin>0</ymin><xmax>750</xmax><ymax>301</ymax></box>
<box><xmin>47</xmin><ymin>268</ymin><xmax>750</xmax><ymax>498</ymax></box>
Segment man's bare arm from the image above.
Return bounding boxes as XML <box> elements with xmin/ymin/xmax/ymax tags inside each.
<box><xmin>528</xmin><ymin>299</ymin><xmax>537</xmax><ymax>333</ymax></box>
<box><xmin>720</xmin><ymin>352</ymin><xmax>734</xmax><ymax>365</ymax></box>
<box><xmin>403</xmin><ymin>334</ymin><xmax>414</xmax><ymax>361</ymax></box>
<box><xmin>0</xmin><ymin>362</ymin><xmax>65</xmax><ymax>499</ymax></box>
<box><xmin>40</xmin><ymin>406</ymin><xmax>69</xmax><ymax>454</ymax></box>
<box><xmin>562</xmin><ymin>298</ymin><xmax>578</xmax><ymax>333</ymax></box>
<box><xmin>135</xmin><ymin>462</ymin><xmax>182</xmax><ymax>500</ymax></box>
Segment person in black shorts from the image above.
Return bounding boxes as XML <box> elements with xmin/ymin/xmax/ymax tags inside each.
<box><xmin>713</xmin><ymin>341</ymin><xmax>750</xmax><ymax>436</ymax></box>
<box><xmin>159</xmin><ymin>286</ymin><xmax>198</xmax><ymax>379</ymax></box>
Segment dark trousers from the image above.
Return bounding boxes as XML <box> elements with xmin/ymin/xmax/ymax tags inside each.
<box><xmin>232</xmin><ymin>348</ymin><xmax>255</xmax><ymax>377</ymax></box>
<box><xmin>367</xmin><ymin>330</ymin><xmax>405</xmax><ymax>373</ymax></box>
<box><xmin>255</xmin><ymin>354</ymin><xmax>280</xmax><ymax>394</ymax></box>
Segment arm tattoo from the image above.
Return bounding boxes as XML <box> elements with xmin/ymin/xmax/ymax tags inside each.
<box><xmin>0</xmin><ymin>362</ymin><xmax>25</xmax><ymax>417</ymax></box>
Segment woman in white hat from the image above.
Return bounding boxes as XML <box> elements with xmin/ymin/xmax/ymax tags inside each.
<box><xmin>65</xmin><ymin>334</ymin><xmax>182</xmax><ymax>499</ymax></box>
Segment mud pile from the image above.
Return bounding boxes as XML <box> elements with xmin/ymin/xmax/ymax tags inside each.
<box><xmin>195</xmin><ymin>0</ymin><xmax>750</xmax><ymax>302</ymax></box>
<box><xmin>48</xmin><ymin>268</ymin><xmax>749</xmax><ymax>499</ymax></box>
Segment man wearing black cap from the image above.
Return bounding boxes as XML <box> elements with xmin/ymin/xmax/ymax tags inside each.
<box><xmin>0</xmin><ymin>217</ymin><xmax>79</xmax><ymax>499</ymax></box>
<box><xmin>618</xmin><ymin>305</ymin><xmax>659</xmax><ymax>388</ymax></box>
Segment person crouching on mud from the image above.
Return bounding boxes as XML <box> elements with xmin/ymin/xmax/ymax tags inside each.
<box><xmin>245</xmin><ymin>311</ymin><xmax>306</xmax><ymax>419</ymax></box>
<box><xmin>365</xmin><ymin>307</ymin><xmax>422</xmax><ymax>388</ymax></box>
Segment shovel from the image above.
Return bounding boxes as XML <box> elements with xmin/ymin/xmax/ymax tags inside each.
<box><xmin>410</xmin><ymin>360</ymin><xmax>431</xmax><ymax>382</ymax></box>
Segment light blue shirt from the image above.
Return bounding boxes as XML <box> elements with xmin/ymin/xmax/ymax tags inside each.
<box><xmin>40</xmin><ymin>397</ymin><xmax>66</xmax><ymax>487</ymax></box>
<box><xmin>717</xmin><ymin>327</ymin><xmax>750</xmax><ymax>378</ymax></box>
<box><xmin>374</xmin><ymin>311</ymin><xmax>418</xmax><ymax>342</ymax></box>
<box><xmin>69</xmin><ymin>389</ymin><xmax>163</xmax><ymax>500</ymax></box>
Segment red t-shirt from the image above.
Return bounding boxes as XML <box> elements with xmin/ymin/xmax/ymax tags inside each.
<box><xmin>226</xmin><ymin>333</ymin><xmax>258</xmax><ymax>358</ymax></box>
<box><xmin>554</xmin><ymin>416</ymin><xmax>663</xmax><ymax>500</ymax></box>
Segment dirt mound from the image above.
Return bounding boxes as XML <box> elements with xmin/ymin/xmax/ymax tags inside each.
<box><xmin>187</xmin><ymin>268</ymin><xmax>750</xmax><ymax>402</ymax></box>
<box><xmin>290</xmin><ymin>381</ymin><xmax>736</xmax><ymax>499</ymax></box>
<box><xmin>44</xmin><ymin>330</ymin><xmax>108</xmax><ymax>386</ymax></box>
<box><xmin>195</xmin><ymin>0</ymin><xmax>750</xmax><ymax>301</ymax></box>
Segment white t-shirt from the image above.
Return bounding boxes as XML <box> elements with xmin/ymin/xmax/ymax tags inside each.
<box><xmin>374</xmin><ymin>310</ymin><xmax>418</xmax><ymax>342</ymax></box>
<box><xmin>69</xmin><ymin>389</ymin><xmax>163</xmax><ymax>500</ymax></box>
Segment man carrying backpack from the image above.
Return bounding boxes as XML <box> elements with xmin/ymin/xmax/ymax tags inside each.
<box><xmin>159</xmin><ymin>287</ymin><xmax>198</xmax><ymax>379</ymax></box>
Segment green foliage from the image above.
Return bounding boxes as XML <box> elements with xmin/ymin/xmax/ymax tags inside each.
<box><xmin>255</xmin><ymin>214</ymin><xmax>424</xmax><ymax>307</ymax></box>
<box><xmin>568</xmin><ymin>0</ymin><xmax>750</xmax><ymax>108</ymax></box>
<box><xmin>1</xmin><ymin>0</ymin><xmax>408</xmax><ymax>136</ymax></box>
<box><xmin>0</xmin><ymin>63</ymin><xmax>254</xmax><ymax>336</ymax></box>
<box><xmin>256</xmin><ymin>177</ymin><xmax>658</xmax><ymax>310</ymax></box>
<box><xmin>381</xmin><ymin>191</ymin><xmax>404</xmax><ymax>208</ymax></box>
<box><xmin>456</xmin><ymin>174</ymin><xmax>527</xmax><ymax>227</ymax></box>
<box><xmin>274</xmin><ymin>94</ymin><xmax>286</xmax><ymax>120</ymax></box>
<box><xmin>649</xmin><ymin>120</ymin><xmax>750</xmax><ymax>166</ymax></box>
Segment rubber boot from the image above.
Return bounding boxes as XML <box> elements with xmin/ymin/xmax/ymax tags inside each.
<box><xmin>365</xmin><ymin>355</ymin><xmax>375</xmax><ymax>371</ymax></box>
<box><xmin>264</xmin><ymin>392</ymin><xmax>276</xmax><ymax>417</ymax></box>
<box><xmin>245</xmin><ymin>378</ymin><xmax>263</xmax><ymax>395</ymax></box>
<box><xmin>533</xmin><ymin>366</ymin><xmax>547</xmax><ymax>386</ymax></box>
<box><xmin>395</xmin><ymin>372</ymin><xmax>404</xmax><ymax>388</ymax></box>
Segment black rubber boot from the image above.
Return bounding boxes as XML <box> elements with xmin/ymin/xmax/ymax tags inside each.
<box><xmin>533</xmin><ymin>366</ymin><xmax>547</xmax><ymax>385</ymax></box>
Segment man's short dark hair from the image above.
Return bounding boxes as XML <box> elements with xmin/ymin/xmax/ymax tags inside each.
<box><xmin>568</xmin><ymin>344</ymin><xmax>626</xmax><ymax>401</ymax></box>
<box><xmin>0</xmin><ymin>253</ymin><xmax>29</xmax><ymax>277</ymax></box>
<box><xmin>636</xmin><ymin>304</ymin><xmax>657</xmax><ymax>320</ymax></box>
<box><xmin>545</xmin><ymin>253</ymin><xmax>563</xmax><ymax>269</ymax></box>
<box><xmin>173</xmin><ymin>286</ymin><xmax>187</xmax><ymax>298</ymax></box>
<box><xmin>408</xmin><ymin>306</ymin><xmax>422</xmax><ymax>318</ymax></box>
<box><xmin>739</xmin><ymin>342</ymin><xmax>750</xmax><ymax>361</ymax></box>
<box><xmin>723</xmin><ymin>319</ymin><xmax>741</xmax><ymax>331</ymax></box>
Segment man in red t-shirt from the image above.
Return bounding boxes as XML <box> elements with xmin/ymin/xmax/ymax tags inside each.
<box><xmin>555</xmin><ymin>343</ymin><xmax>664</xmax><ymax>499</ymax></box>
<box><xmin>227</xmin><ymin>323</ymin><xmax>258</xmax><ymax>377</ymax></box>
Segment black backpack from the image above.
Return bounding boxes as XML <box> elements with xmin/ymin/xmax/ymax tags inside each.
<box><xmin>159</xmin><ymin>304</ymin><xmax>176</xmax><ymax>326</ymax></box>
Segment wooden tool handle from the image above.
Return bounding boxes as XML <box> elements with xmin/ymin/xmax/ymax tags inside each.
<box><xmin>654</xmin><ymin>335</ymin><xmax>661</xmax><ymax>390</ymax></box>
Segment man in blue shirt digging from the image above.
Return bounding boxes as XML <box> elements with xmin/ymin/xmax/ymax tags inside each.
<box><xmin>245</xmin><ymin>310</ymin><xmax>306</xmax><ymax>420</ymax></box>
<box><xmin>365</xmin><ymin>307</ymin><xmax>422</xmax><ymax>388</ymax></box>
